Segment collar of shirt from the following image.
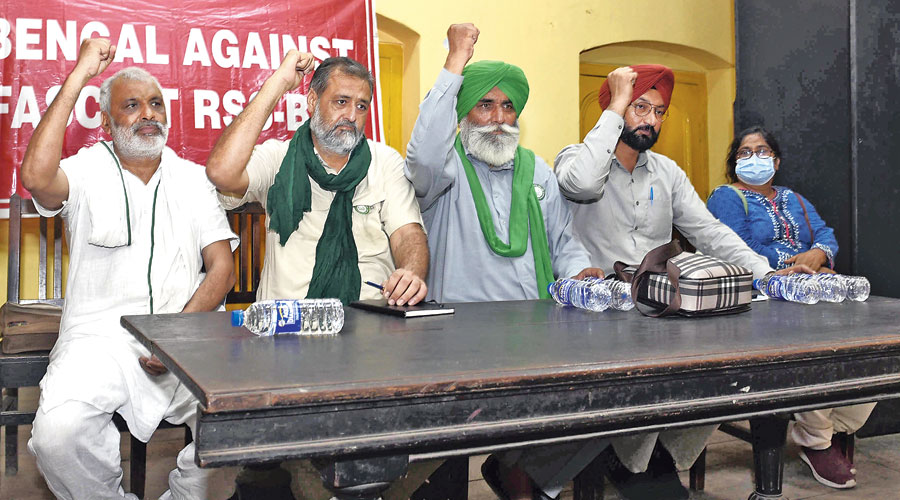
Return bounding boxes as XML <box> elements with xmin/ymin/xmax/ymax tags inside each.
<box><xmin>611</xmin><ymin>150</ymin><xmax>652</xmax><ymax>174</ymax></box>
<box><xmin>313</xmin><ymin>146</ymin><xmax>348</xmax><ymax>175</ymax></box>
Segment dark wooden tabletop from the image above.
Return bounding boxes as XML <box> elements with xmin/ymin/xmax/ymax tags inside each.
<box><xmin>122</xmin><ymin>297</ymin><xmax>900</xmax><ymax>466</ymax></box>
<box><xmin>123</xmin><ymin>297</ymin><xmax>900</xmax><ymax>412</ymax></box>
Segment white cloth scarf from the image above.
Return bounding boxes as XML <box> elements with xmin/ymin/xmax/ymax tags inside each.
<box><xmin>89</xmin><ymin>142</ymin><xmax>202</xmax><ymax>313</ymax></box>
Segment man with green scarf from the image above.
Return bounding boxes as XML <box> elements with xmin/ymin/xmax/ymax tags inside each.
<box><xmin>207</xmin><ymin>52</ymin><xmax>428</xmax><ymax>308</ymax></box>
<box><xmin>404</xmin><ymin>23</ymin><xmax>602</xmax><ymax>500</ymax></box>
<box><xmin>206</xmin><ymin>51</ymin><xmax>433</xmax><ymax>499</ymax></box>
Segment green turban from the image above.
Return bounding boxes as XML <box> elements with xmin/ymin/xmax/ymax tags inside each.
<box><xmin>456</xmin><ymin>60</ymin><xmax>530</xmax><ymax>122</ymax></box>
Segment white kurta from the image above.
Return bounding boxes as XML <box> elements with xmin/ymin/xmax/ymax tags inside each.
<box><xmin>34</xmin><ymin>142</ymin><xmax>237</xmax><ymax>441</ymax></box>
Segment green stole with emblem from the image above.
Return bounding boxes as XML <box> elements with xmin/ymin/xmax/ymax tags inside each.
<box><xmin>454</xmin><ymin>135</ymin><xmax>553</xmax><ymax>298</ymax></box>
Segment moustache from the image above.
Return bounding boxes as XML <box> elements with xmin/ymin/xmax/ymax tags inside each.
<box><xmin>472</xmin><ymin>123</ymin><xmax>520</xmax><ymax>135</ymax></box>
<box><xmin>132</xmin><ymin>120</ymin><xmax>166</xmax><ymax>135</ymax></box>
<box><xmin>633</xmin><ymin>125</ymin><xmax>654</xmax><ymax>133</ymax></box>
<box><xmin>330</xmin><ymin>119</ymin><xmax>359</xmax><ymax>134</ymax></box>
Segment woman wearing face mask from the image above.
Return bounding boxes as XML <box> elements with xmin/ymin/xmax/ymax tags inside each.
<box><xmin>707</xmin><ymin>126</ymin><xmax>874</xmax><ymax>490</ymax></box>
<box><xmin>706</xmin><ymin>126</ymin><xmax>836</xmax><ymax>271</ymax></box>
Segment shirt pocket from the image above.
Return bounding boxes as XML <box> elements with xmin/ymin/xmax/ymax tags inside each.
<box><xmin>643</xmin><ymin>189</ymin><xmax>674</xmax><ymax>240</ymax></box>
<box><xmin>351</xmin><ymin>193</ymin><xmax>388</xmax><ymax>259</ymax></box>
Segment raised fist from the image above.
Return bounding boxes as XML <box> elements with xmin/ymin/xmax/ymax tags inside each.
<box><xmin>275</xmin><ymin>50</ymin><xmax>316</xmax><ymax>92</ymax></box>
<box><xmin>606</xmin><ymin>66</ymin><xmax>638</xmax><ymax>115</ymax></box>
<box><xmin>74</xmin><ymin>38</ymin><xmax>116</xmax><ymax>80</ymax></box>
<box><xmin>444</xmin><ymin>23</ymin><xmax>479</xmax><ymax>74</ymax></box>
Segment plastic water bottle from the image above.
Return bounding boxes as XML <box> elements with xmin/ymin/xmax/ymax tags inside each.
<box><xmin>754</xmin><ymin>274</ymin><xmax>823</xmax><ymax>304</ymax></box>
<box><xmin>583</xmin><ymin>277</ymin><xmax>635</xmax><ymax>311</ymax></box>
<box><xmin>605</xmin><ymin>279</ymin><xmax>635</xmax><ymax>311</ymax></box>
<box><xmin>842</xmin><ymin>275</ymin><xmax>871</xmax><ymax>302</ymax></box>
<box><xmin>231</xmin><ymin>299</ymin><xmax>344</xmax><ymax>336</ymax></box>
<box><xmin>548</xmin><ymin>278</ymin><xmax>611</xmax><ymax>312</ymax></box>
<box><xmin>796</xmin><ymin>273</ymin><xmax>848</xmax><ymax>303</ymax></box>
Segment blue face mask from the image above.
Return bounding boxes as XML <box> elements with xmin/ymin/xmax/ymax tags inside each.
<box><xmin>735</xmin><ymin>156</ymin><xmax>775</xmax><ymax>186</ymax></box>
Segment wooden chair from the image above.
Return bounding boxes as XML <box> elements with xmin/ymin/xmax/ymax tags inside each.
<box><xmin>2</xmin><ymin>194</ymin><xmax>62</xmax><ymax>478</ymax></box>
<box><xmin>225</xmin><ymin>202</ymin><xmax>266</xmax><ymax>307</ymax></box>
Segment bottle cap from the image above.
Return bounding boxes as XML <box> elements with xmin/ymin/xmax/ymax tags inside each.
<box><xmin>231</xmin><ymin>310</ymin><xmax>244</xmax><ymax>327</ymax></box>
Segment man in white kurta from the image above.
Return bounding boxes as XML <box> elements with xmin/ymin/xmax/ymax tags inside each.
<box><xmin>22</xmin><ymin>39</ymin><xmax>237</xmax><ymax>500</ymax></box>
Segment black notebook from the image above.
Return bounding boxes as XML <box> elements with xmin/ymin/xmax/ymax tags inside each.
<box><xmin>349</xmin><ymin>299</ymin><xmax>455</xmax><ymax>318</ymax></box>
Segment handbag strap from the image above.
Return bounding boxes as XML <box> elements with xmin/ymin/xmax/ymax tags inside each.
<box><xmin>794</xmin><ymin>192</ymin><xmax>814</xmax><ymax>245</ymax></box>
<box><xmin>631</xmin><ymin>240</ymin><xmax>684</xmax><ymax>317</ymax></box>
<box><xmin>613</xmin><ymin>261</ymin><xmax>632</xmax><ymax>282</ymax></box>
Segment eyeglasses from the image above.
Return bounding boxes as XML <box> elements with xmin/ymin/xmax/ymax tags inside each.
<box><xmin>736</xmin><ymin>147</ymin><xmax>775</xmax><ymax>160</ymax></box>
<box><xmin>629</xmin><ymin>102</ymin><xmax>669</xmax><ymax>122</ymax></box>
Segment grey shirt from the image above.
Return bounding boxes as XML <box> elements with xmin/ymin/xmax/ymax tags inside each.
<box><xmin>554</xmin><ymin>110</ymin><xmax>773</xmax><ymax>280</ymax></box>
<box><xmin>405</xmin><ymin>69</ymin><xmax>592</xmax><ymax>302</ymax></box>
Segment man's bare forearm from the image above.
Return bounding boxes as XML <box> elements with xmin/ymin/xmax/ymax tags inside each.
<box><xmin>389</xmin><ymin>223</ymin><xmax>429</xmax><ymax>280</ymax></box>
<box><xmin>22</xmin><ymin>39</ymin><xmax>115</xmax><ymax>208</ymax></box>
<box><xmin>181</xmin><ymin>240</ymin><xmax>236</xmax><ymax>313</ymax></box>
<box><xmin>205</xmin><ymin>78</ymin><xmax>288</xmax><ymax>194</ymax></box>
<box><xmin>206</xmin><ymin>50</ymin><xmax>314</xmax><ymax>195</ymax></box>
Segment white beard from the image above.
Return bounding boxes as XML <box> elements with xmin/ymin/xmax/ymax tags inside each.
<box><xmin>111</xmin><ymin>120</ymin><xmax>168</xmax><ymax>159</ymax></box>
<box><xmin>459</xmin><ymin>118</ymin><xmax>519</xmax><ymax>167</ymax></box>
<box><xmin>310</xmin><ymin>107</ymin><xmax>365</xmax><ymax>155</ymax></box>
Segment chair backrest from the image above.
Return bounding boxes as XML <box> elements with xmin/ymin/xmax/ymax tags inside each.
<box><xmin>7</xmin><ymin>194</ymin><xmax>65</xmax><ymax>307</ymax></box>
<box><xmin>225</xmin><ymin>202</ymin><xmax>266</xmax><ymax>306</ymax></box>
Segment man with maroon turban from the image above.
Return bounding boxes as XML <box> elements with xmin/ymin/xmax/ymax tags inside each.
<box><xmin>553</xmin><ymin>66</ymin><xmax>814</xmax><ymax>499</ymax></box>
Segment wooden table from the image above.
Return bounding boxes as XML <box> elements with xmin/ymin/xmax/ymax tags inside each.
<box><xmin>122</xmin><ymin>297</ymin><xmax>900</xmax><ymax>500</ymax></box>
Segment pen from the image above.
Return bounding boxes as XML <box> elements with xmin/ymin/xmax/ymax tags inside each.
<box><xmin>364</xmin><ymin>280</ymin><xmax>384</xmax><ymax>291</ymax></box>
<box><xmin>650</xmin><ymin>187</ymin><xmax>654</xmax><ymax>206</ymax></box>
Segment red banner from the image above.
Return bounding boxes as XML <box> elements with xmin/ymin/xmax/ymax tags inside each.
<box><xmin>0</xmin><ymin>0</ymin><xmax>382</xmax><ymax>215</ymax></box>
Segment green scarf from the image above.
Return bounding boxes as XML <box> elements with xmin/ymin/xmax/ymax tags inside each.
<box><xmin>454</xmin><ymin>135</ymin><xmax>553</xmax><ymax>298</ymax></box>
<box><xmin>266</xmin><ymin>120</ymin><xmax>371</xmax><ymax>304</ymax></box>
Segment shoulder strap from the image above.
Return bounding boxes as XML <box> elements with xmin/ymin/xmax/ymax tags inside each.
<box><xmin>793</xmin><ymin>192</ymin><xmax>814</xmax><ymax>245</ymax></box>
<box><xmin>720</xmin><ymin>184</ymin><xmax>748</xmax><ymax>215</ymax></box>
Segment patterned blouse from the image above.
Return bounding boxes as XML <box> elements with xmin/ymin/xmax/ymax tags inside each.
<box><xmin>707</xmin><ymin>185</ymin><xmax>837</xmax><ymax>270</ymax></box>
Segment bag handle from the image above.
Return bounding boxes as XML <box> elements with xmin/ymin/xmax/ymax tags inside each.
<box><xmin>613</xmin><ymin>260</ymin><xmax>633</xmax><ymax>282</ymax></box>
<box><xmin>631</xmin><ymin>240</ymin><xmax>684</xmax><ymax>317</ymax></box>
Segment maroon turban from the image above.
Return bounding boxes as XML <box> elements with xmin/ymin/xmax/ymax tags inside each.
<box><xmin>597</xmin><ymin>64</ymin><xmax>675</xmax><ymax>110</ymax></box>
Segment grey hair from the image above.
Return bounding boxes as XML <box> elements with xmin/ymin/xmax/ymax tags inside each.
<box><xmin>309</xmin><ymin>57</ymin><xmax>374</xmax><ymax>96</ymax></box>
<box><xmin>99</xmin><ymin>67</ymin><xmax>162</xmax><ymax>114</ymax></box>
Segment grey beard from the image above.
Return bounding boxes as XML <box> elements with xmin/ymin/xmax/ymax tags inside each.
<box><xmin>110</xmin><ymin>120</ymin><xmax>168</xmax><ymax>159</ymax></box>
<box><xmin>310</xmin><ymin>108</ymin><xmax>364</xmax><ymax>155</ymax></box>
<box><xmin>459</xmin><ymin>118</ymin><xmax>520</xmax><ymax>167</ymax></box>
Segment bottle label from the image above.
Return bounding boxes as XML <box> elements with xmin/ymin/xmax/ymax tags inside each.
<box><xmin>763</xmin><ymin>277</ymin><xmax>783</xmax><ymax>299</ymax></box>
<box><xmin>556</xmin><ymin>279</ymin><xmax>576</xmax><ymax>305</ymax></box>
<box><xmin>272</xmin><ymin>300</ymin><xmax>303</xmax><ymax>335</ymax></box>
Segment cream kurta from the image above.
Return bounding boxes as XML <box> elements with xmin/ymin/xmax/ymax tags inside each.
<box><xmin>34</xmin><ymin>142</ymin><xmax>237</xmax><ymax>440</ymax></box>
<box><xmin>218</xmin><ymin>138</ymin><xmax>424</xmax><ymax>301</ymax></box>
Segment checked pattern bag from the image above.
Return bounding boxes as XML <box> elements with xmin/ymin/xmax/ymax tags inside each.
<box><xmin>615</xmin><ymin>240</ymin><xmax>753</xmax><ymax>317</ymax></box>
<box><xmin>645</xmin><ymin>252</ymin><xmax>752</xmax><ymax>313</ymax></box>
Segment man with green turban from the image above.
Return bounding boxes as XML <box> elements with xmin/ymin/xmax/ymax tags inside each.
<box><xmin>404</xmin><ymin>23</ymin><xmax>602</xmax><ymax>499</ymax></box>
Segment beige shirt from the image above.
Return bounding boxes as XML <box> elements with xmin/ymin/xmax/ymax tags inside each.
<box><xmin>219</xmin><ymin>138</ymin><xmax>424</xmax><ymax>301</ymax></box>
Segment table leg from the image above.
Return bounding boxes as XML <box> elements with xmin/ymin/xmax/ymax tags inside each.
<box><xmin>314</xmin><ymin>455</ymin><xmax>409</xmax><ymax>500</ymax></box>
<box><xmin>747</xmin><ymin>415</ymin><xmax>790</xmax><ymax>500</ymax></box>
